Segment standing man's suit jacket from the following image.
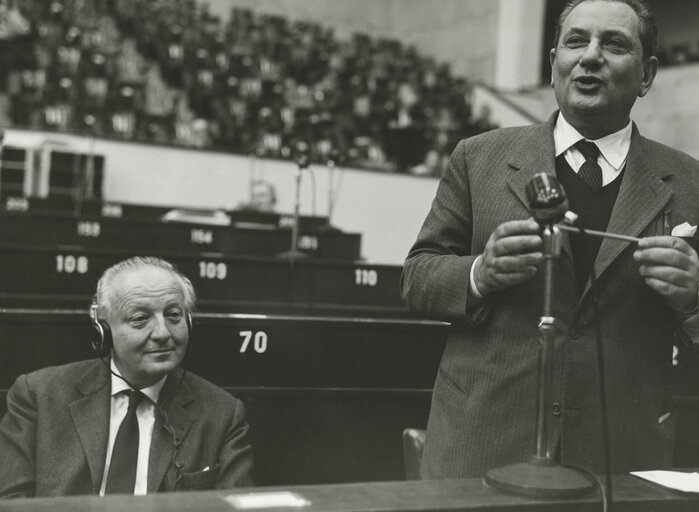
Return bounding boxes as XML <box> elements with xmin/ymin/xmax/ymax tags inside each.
<box><xmin>401</xmin><ymin>113</ymin><xmax>699</xmax><ymax>479</ymax></box>
<box><xmin>0</xmin><ymin>359</ymin><xmax>253</xmax><ymax>498</ymax></box>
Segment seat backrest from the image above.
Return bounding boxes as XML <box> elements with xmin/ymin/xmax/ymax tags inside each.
<box><xmin>402</xmin><ymin>428</ymin><xmax>426</xmax><ymax>480</ymax></box>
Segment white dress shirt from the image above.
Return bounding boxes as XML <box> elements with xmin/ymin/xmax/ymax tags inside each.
<box><xmin>99</xmin><ymin>361</ymin><xmax>166</xmax><ymax>496</ymax></box>
<box><xmin>553</xmin><ymin>111</ymin><xmax>632</xmax><ymax>186</ymax></box>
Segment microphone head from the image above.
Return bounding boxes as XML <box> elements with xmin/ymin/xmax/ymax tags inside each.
<box><xmin>293</xmin><ymin>141</ymin><xmax>310</xmax><ymax>169</ymax></box>
<box><xmin>328</xmin><ymin>148</ymin><xmax>343</xmax><ymax>166</ymax></box>
<box><xmin>526</xmin><ymin>173</ymin><xmax>569</xmax><ymax>223</ymax></box>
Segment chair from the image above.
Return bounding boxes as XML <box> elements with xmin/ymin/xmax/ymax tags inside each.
<box><xmin>402</xmin><ymin>428</ymin><xmax>426</xmax><ymax>480</ymax></box>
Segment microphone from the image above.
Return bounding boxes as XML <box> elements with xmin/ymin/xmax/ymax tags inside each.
<box><xmin>526</xmin><ymin>173</ymin><xmax>641</xmax><ymax>243</ymax></box>
<box><xmin>525</xmin><ymin>173</ymin><xmax>569</xmax><ymax>224</ymax></box>
<box><xmin>327</xmin><ymin>148</ymin><xmax>344</xmax><ymax>168</ymax></box>
<box><xmin>293</xmin><ymin>141</ymin><xmax>310</xmax><ymax>169</ymax></box>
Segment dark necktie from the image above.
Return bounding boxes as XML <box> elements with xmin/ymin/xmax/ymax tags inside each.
<box><xmin>575</xmin><ymin>140</ymin><xmax>603</xmax><ymax>189</ymax></box>
<box><xmin>105</xmin><ymin>390</ymin><xmax>144</xmax><ymax>494</ymax></box>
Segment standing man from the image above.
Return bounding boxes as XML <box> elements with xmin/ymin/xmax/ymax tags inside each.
<box><xmin>402</xmin><ymin>0</ymin><xmax>699</xmax><ymax>479</ymax></box>
<box><xmin>0</xmin><ymin>256</ymin><xmax>253</xmax><ymax>497</ymax></box>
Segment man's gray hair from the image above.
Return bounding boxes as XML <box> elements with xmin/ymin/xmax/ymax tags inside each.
<box><xmin>553</xmin><ymin>0</ymin><xmax>657</xmax><ymax>59</ymax></box>
<box><xmin>93</xmin><ymin>256</ymin><xmax>196</xmax><ymax>317</ymax></box>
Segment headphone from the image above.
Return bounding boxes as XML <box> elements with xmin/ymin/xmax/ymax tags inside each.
<box><xmin>90</xmin><ymin>302</ymin><xmax>193</xmax><ymax>358</ymax></box>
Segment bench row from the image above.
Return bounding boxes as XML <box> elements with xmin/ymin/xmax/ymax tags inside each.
<box><xmin>0</xmin><ymin>309</ymin><xmax>449</xmax><ymax>389</ymax></box>
<box><xmin>0</xmin><ymin>212</ymin><xmax>361</xmax><ymax>260</ymax></box>
<box><xmin>0</xmin><ymin>244</ymin><xmax>407</xmax><ymax>314</ymax></box>
<box><xmin>1</xmin><ymin>195</ymin><xmax>330</xmax><ymax>230</ymax></box>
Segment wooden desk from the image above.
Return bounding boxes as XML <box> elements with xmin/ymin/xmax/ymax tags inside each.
<box><xmin>1</xmin><ymin>477</ymin><xmax>697</xmax><ymax>511</ymax></box>
<box><xmin>0</xmin><ymin>244</ymin><xmax>405</xmax><ymax>314</ymax></box>
<box><xmin>0</xmin><ymin>196</ymin><xmax>329</xmax><ymax>230</ymax></box>
<box><xmin>0</xmin><ymin>213</ymin><xmax>361</xmax><ymax>260</ymax></box>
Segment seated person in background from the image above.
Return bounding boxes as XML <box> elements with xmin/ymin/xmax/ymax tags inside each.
<box><xmin>236</xmin><ymin>179</ymin><xmax>277</xmax><ymax>213</ymax></box>
<box><xmin>0</xmin><ymin>256</ymin><xmax>253</xmax><ymax>498</ymax></box>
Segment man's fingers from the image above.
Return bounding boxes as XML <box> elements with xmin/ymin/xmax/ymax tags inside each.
<box><xmin>634</xmin><ymin>247</ymin><xmax>695</xmax><ymax>270</ymax></box>
<box><xmin>638</xmin><ymin>236</ymin><xmax>696</xmax><ymax>256</ymax></box>
<box><xmin>643</xmin><ymin>277</ymin><xmax>695</xmax><ymax>306</ymax></box>
<box><xmin>491</xmin><ymin>235</ymin><xmax>543</xmax><ymax>257</ymax></box>
<box><xmin>494</xmin><ymin>267</ymin><xmax>538</xmax><ymax>287</ymax></box>
<box><xmin>486</xmin><ymin>253</ymin><xmax>543</xmax><ymax>273</ymax></box>
<box><xmin>481</xmin><ymin>267</ymin><xmax>538</xmax><ymax>291</ymax></box>
<box><xmin>639</xmin><ymin>265</ymin><xmax>696</xmax><ymax>289</ymax></box>
<box><xmin>491</xmin><ymin>219</ymin><xmax>541</xmax><ymax>240</ymax></box>
<box><xmin>476</xmin><ymin>219</ymin><xmax>544</xmax><ymax>295</ymax></box>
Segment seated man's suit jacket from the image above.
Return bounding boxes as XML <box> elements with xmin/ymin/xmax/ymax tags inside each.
<box><xmin>401</xmin><ymin>112</ymin><xmax>699</xmax><ymax>479</ymax></box>
<box><xmin>0</xmin><ymin>359</ymin><xmax>253</xmax><ymax>497</ymax></box>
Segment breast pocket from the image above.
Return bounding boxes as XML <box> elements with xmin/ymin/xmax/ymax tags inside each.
<box><xmin>178</xmin><ymin>464</ymin><xmax>220</xmax><ymax>491</ymax></box>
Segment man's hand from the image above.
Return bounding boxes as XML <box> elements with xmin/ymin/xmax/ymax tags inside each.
<box><xmin>634</xmin><ymin>236</ymin><xmax>699</xmax><ymax>314</ymax></box>
<box><xmin>473</xmin><ymin>219</ymin><xmax>543</xmax><ymax>297</ymax></box>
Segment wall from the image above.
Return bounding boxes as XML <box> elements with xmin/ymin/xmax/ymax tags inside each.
<box><xmin>494</xmin><ymin>0</ymin><xmax>546</xmax><ymax>91</ymax></box>
<box><xmin>3</xmin><ymin>129</ymin><xmax>439</xmax><ymax>265</ymax></box>
<box><xmin>653</xmin><ymin>1</ymin><xmax>699</xmax><ymax>51</ymax></box>
<box><xmin>506</xmin><ymin>63</ymin><xmax>699</xmax><ymax>160</ymax></box>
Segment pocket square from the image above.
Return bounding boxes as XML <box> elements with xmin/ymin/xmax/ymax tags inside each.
<box><xmin>178</xmin><ymin>464</ymin><xmax>220</xmax><ymax>490</ymax></box>
<box><xmin>671</xmin><ymin>222</ymin><xmax>697</xmax><ymax>237</ymax></box>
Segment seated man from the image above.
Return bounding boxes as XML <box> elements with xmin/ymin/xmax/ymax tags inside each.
<box><xmin>236</xmin><ymin>179</ymin><xmax>277</xmax><ymax>213</ymax></box>
<box><xmin>0</xmin><ymin>256</ymin><xmax>253</xmax><ymax>498</ymax></box>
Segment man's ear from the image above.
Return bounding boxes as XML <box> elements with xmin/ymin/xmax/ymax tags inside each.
<box><xmin>549</xmin><ymin>48</ymin><xmax>557</xmax><ymax>87</ymax></box>
<box><xmin>638</xmin><ymin>56</ymin><xmax>658</xmax><ymax>98</ymax></box>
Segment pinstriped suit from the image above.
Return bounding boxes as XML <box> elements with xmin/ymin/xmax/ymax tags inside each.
<box><xmin>401</xmin><ymin>112</ymin><xmax>699</xmax><ymax>478</ymax></box>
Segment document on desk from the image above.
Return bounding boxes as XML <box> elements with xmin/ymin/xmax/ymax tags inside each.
<box><xmin>631</xmin><ymin>470</ymin><xmax>699</xmax><ymax>493</ymax></box>
<box><xmin>222</xmin><ymin>491</ymin><xmax>312</xmax><ymax>509</ymax></box>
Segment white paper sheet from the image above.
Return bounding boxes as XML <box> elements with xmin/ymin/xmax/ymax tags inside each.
<box><xmin>222</xmin><ymin>491</ymin><xmax>312</xmax><ymax>509</ymax></box>
<box><xmin>631</xmin><ymin>470</ymin><xmax>699</xmax><ymax>493</ymax></box>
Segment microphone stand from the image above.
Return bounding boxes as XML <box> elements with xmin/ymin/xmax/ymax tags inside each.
<box><xmin>484</xmin><ymin>222</ymin><xmax>595</xmax><ymax>498</ymax></box>
<box><xmin>276</xmin><ymin>147</ymin><xmax>310</xmax><ymax>261</ymax></box>
<box><xmin>80</xmin><ymin>118</ymin><xmax>97</xmax><ymax>217</ymax></box>
<box><xmin>316</xmin><ymin>151</ymin><xmax>342</xmax><ymax>233</ymax></box>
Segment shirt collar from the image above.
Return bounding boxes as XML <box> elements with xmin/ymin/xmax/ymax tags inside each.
<box><xmin>553</xmin><ymin>112</ymin><xmax>632</xmax><ymax>170</ymax></box>
<box><xmin>110</xmin><ymin>359</ymin><xmax>167</xmax><ymax>404</ymax></box>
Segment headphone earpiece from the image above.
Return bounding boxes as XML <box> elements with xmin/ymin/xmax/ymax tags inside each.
<box><xmin>186</xmin><ymin>312</ymin><xmax>193</xmax><ymax>338</ymax></box>
<box><xmin>91</xmin><ymin>318</ymin><xmax>113</xmax><ymax>358</ymax></box>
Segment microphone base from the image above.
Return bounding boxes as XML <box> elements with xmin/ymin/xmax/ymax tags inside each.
<box><xmin>484</xmin><ymin>458</ymin><xmax>596</xmax><ymax>499</ymax></box>
<box><xmin>276</xmin><ymin>249</ymin><xmax>310</xmax><ymax>261</ymax></box>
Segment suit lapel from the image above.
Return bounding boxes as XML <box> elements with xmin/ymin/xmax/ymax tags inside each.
<box><xmin>148</xmin><ymin>369</ymin><xmax>195</xmax><ymax>492</ymax></box>
<box><xmin>506</xmin><ymin>113</ymin><xmax>573</xmax><ymax>259</ymax></box>
<box><xmin>580</xmin><ymin>127</ymin><xmax>673</xmax><ymax>298</ymax></box>
<box><xmin>68</xmin><ymin>360</ymin><xmax>111</xmax><ymax>493</ymax></box>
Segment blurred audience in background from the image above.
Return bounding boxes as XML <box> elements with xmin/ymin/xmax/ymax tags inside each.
<box><xmin>0</xmin><ymin>0</ymin><xmax>503</xmax><ymax>176</ymax></box>
<box><xmin>2</xmin><ymin>1</ymin><xmax>697</xmax><ymax>176</ymax></box>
